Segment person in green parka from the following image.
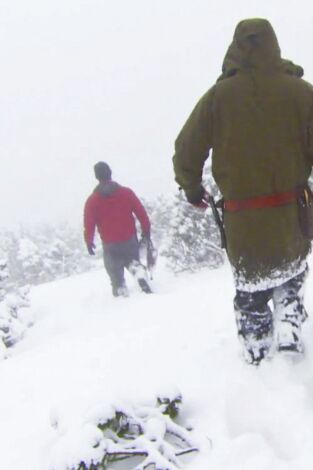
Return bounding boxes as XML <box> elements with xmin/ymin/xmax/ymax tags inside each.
<box><xmin>173</xmin><ymin>18</ymin><xmax>313</xmax><ymax>364</ymax></box>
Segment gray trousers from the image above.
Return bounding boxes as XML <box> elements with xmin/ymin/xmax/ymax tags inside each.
<box><xmin>102</xmin><ymin>236</ymin><xmax>144</xmax><ymax>291</ymax></box>
<box><xmin>234</xmin><ymin>268</ymin><xmax>308</xmax><ymax>362</ymax></box>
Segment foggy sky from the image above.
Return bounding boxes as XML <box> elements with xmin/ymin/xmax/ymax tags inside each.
<box><xmin>1</xmin><ymin>0</ymin><xmax>313</xmax><ymax>228</ymax></box>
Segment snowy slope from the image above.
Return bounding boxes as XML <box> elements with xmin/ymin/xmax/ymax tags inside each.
<box><xmin>1</xmin><ymin>258</ymin><xmax>313</xmax><ymax>470</ymax></box>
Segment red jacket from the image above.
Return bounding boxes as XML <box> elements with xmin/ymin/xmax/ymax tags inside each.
<box><xmin>84</xmin><ymin>181</ymin><xmax>151</xmax><ymax>245</ymax></box>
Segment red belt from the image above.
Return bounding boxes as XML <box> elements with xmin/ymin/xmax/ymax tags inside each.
<box><xmin>224</xmin><ymin>190</ymin><xmax>298</xmax><ymax>212</ymax></box>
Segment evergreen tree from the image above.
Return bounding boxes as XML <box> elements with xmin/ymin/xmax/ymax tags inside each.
<box><xmin>0</xmin><ymin>256</ymin><xmax>32</xmax><ymax>354</ymax></box>
<box><xmin>143</xmin><ymin>194</ymin><xmax>173</xmax><ymax>245</ymax></box>
<box><xmin>161</xmin><ymin>163</ymin><xmax>224</xmax><ymax>273</ymax></box>
<box><xmin>1</xmin><ymin>223</ymin><xmax>98</xmax><ymax>287</ymax></box>
<box><xmin>162</xmin><ymin>192</ymin><xmax>224</xmax><ymax>273</ymax></box>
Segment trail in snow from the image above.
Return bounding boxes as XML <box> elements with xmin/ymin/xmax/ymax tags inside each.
<box><xmin>1</xmin><ymin>258</ymin><xmax>313</xmax><ymax>469</ymax></box>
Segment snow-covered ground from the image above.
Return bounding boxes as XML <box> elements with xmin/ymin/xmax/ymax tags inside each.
<box><xmin>1</xmin><ymin>257</ymin><xmax>313</xmax><ymax>470</ymax></box>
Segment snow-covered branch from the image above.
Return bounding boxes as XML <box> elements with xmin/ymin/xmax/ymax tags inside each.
<box><xmin>50</xmin><ymin>393</ymin><xmax>198</xmax><ymax>470</ymax></box>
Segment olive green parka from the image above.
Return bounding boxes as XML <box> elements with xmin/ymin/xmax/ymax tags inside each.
<box><xmin>173</xmin><ymin>18</ymin><xmax>313</xmax><ymax>290</ymax></box>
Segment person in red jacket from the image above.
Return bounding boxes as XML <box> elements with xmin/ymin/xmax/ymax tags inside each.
<box><xmin>84</xmin><ymin>162</ymin><xmax>152</xmax><ymax>297</ymax></box>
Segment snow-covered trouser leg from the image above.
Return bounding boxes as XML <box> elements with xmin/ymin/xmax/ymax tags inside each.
<box><xmin>122</xmin><ymin>237</ymin><xmax>152</xmax><ymax>294</ymax></box>
<box><xmin>102</xmin><ymin>243</ymin><xmax>128</xmax><ymax>297</ymax></box>
<box><xmin>273</xmin><ymin>268</ymin><xmax>308</xmax><ymax>353</ymax></box>
<box><xmin>128</xmin><ymin>260</ymin><xmax>152</xmax><ymax>294</ymax></box>
<box><xmin>234</xmin><ymin>289</ymin><xmax>273</xmax><ymax>364</ymax></box>
<box><xmin>104</xmin><ymin>236</ymin><xmax>151</xmax><ymax>295</ymax></box>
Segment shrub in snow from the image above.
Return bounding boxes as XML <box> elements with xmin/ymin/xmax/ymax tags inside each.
<box><xmin>0</xmin><ymin>223</ymin><xmax>98</xmax><ymax>286</ymax></box>
<box><xmin>142</xmin><ymin>195</ymin><xmax>173</xmax><ymax>246</ymax></box>
<box><xmin>0</xmin><ymin>258</ymin><xmax>32</xmax><ymax>352</ymax></box>
<box><xmin>50</xmin><ymin>393</ymin><xmax>198</xmax><ymax>470</ymax></box>
<box><xmin>161</xmin><ymin>164</ymin><xmax>225</xmax><ymax>273</ymax></box>
<box><xmin>161</xmin><ymin>192</ymin><xmax>224</xmax><ymax>273</ymax></box>
<box><xmin>16</xmin><ymin>237</ymin><xmax>43</xmax><ymax>283</ymax></box>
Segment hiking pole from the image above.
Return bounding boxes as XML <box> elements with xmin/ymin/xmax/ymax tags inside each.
<box><xmin>204</xmin><ymin>193</ymin><xmax>227</xmax><ymax>250</ymax></box>
<box><xmin>139</xmin><ymin>235</ymin><xmax>158</xmax><ymax>280</ymax></box>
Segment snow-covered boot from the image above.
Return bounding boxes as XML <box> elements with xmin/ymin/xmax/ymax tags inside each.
<box><xmin>273</xmin><ymin>270</ymin><xmax>307</xmax><ymax>354</ymax></box>
<box><xmin>138</xmin><ymin>278</ymin><xmax>152</xmax><ymax>294</ymax></box>
<box><xmin>128</xmin><ymin>261</ymin><xmax>152</xmax><ymax>294</ymax></box>
<box><xmin>276</xmin><ymin>319</ymin><xmax>303</xmax><ymax>353</ymax></box>
<box><xmin>112</xmin><ymin>284</ymin><xmax>129</xmax><ymax>298</ymax></box>
<box><xmin>299</xmin><ymin>306</ymin><xmax>308</xmax><ymax>324</ymax></box>
<box><xmin>242</xmin><ymin>342</ymin><xmax>271</xmax><ymax>365</ymax></box>
<box><xmin>238</xmin><ymin>320</ymin><xmax>273</xmax><ymax>365</ymax></box>
<box><xmin>234</xmin><ymin>289</ymin><xmax>273</xmax><ymax>365</ymax></box>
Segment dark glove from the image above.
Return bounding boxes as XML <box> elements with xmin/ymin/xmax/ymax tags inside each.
<box><xmin>191</xmin><ymin>201</ymin><xmax>209</xmax><ymax>209</ymax></box>
<box><xmin>87</xmin><ymin>242</ymin><xmax>96</xmax><ymax>256</ymax></box>
<box><xmin>141</xmin><ymin>230</ymin><xmax>151</xmax><ymax>242</ymax></box>
<box><xmin>185</xmin><ymin>186</ymin><xmax>209</xmax><ymax>209</ymax></box>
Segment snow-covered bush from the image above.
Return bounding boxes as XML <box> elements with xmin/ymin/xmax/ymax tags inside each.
<box><xmin>0</xmin><ymin>257</ymin><xmax>32</xmax><ymax>355</ymax></box>
<box><xmin>161</xmin><ymin>192</ymin><xmax>224</xmax><ymax>273</ymax></box>
<box><xmin>49</xmin><ymin>393</ymin><xmax>198</xmax><ymax>470</ymax></box>
<box><xmin>1</xmin><ymin>223</ymin><xmax>98</xmax><ymax>286</ymax></box>
<box><xmin>143</xmin><ymin>195</ymin><xmax>173</xmax><ymax>246</ymax></box>
<box><xmin>150</xmin><ymin>164</ymin><xmax>225</xmax><ymax>273</ymax></box>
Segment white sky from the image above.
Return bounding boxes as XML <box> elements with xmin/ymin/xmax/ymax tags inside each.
<box><xmin>1</xmin><ymin>0</ymin><xmax>313</xmax><ymax>228</ymax></box>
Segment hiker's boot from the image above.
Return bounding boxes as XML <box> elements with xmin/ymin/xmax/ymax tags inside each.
<box><xmin>273</xmin><ymin>271</ymin><xmax>307</xmax><ymax>354</ymax></box>
<box><xmin>234</xmin><ymin>289</ymin><xmax>273</xmax><ymax>365</ymax></box>
<box><xmin>242</xmin><ymin>343</ymin><xmax>270</xmax><ymax>366</ymax></box>
<box><xmin>277</xmin><ymin>318</ymin><xmax>304</xmax><ymax>353</ymax></box>
<box><xmin>237</xmin><ymin>313</ymin><xmax>273</xmax><ymax>365</ymax></box>
<box><xmin>112</xmin><ymin>285</ymin><xmax>129</xmax><ymax>298</ymax></box>
<box><xmin>299</xmin><ymin>306</ymin><xmax>308</xmax><ymax>324</ymax></box>
<box><xmin>138</xmin><ymin>278</ymin><xmax>152</xmax><ymax>294</ymax></box>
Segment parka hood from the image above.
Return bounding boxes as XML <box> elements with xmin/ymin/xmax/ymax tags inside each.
<box><xmin>94</xmin><ymin>180</ymin><xmax>119</xmax><ymax>197</ymax></box>
<box><xmin>218</xmin><ymin>18</ymin><xmax>304</xmax><ymax>80</ymax></box>
<box><xmin>220</xmin><ymin>18</ymin><xmax>282</xmax><ymax>78</ymax></box>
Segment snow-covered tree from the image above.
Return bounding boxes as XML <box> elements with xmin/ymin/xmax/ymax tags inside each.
<box><xmin>161</xmin><ymin>191</ymin><xmax>224</xmax><ymax>273</ymax></box>
<box><xmin>143</xmin><ymin>195</ymin><xmax>173</xmax><ymax>245</ymax></box>
<box><xmin>16</xmin><ymin>236</ymin><xmax>44</xmax><ymax>284</ymax></box>
<box><xmin>0</xmin><ymin>256</ymin><xmax>32</xmax><ymax>355</ymax></box>
<box><xmin>161</xmin><ymin>163</ymin><xmax>225</xmax><ymax>273</ymax></box>
<box><xmin>37</xmin><ymin>224</ymin><xmax>96</xmax><ymax>280</ymax></box>
<box><xmin>50</xmin><ymin>393</ymin><xmax>198</xmax><ymax>470</ymax></box>
<box><xmin>1</xmin><ymin>223</ymin><xmax>98</xmax><ymax>286</ymax></box>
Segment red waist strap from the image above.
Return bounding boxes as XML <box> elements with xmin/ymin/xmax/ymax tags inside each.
<box><xmin>224</xmin><ymin>190</ymin><xmax>298</xmax><ymax>212</ymax></box>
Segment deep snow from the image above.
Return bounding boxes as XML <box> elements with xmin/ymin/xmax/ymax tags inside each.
<box><xmin>1</xmin><ymin>257</ymin><xmax>313</xmax><ymax>470</ymax></box>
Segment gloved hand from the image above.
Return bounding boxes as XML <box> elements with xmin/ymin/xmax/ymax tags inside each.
<box><xmin>141</xmin><ymin>230</ymin><xmax>151</xmax><ymax>242</ymax></box>
<box><xmin>185</xmin><ymin>186</ymin><xmax>209</xmax><ymax>209</ymax></box>
<box><xmin>87</xmin><ymin>242</ymin><xmax>96</xmax><ymax>256</ymax></box>
<box><xmin>191</xmin><ymin>200</ymin><xmax>209</xmax><ymax>209</ymax></box>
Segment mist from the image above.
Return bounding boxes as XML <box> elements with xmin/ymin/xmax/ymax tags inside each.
<box><xmin>1</xmin><ymin>0</ymin><xmax>313</xmax><ymax>228</ymax></box>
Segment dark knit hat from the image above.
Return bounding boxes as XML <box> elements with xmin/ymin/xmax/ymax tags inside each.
<box><xmin>94</xmin><ymin>161</ymin><xmax>112</xmax><ymax>181</ymax></box>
